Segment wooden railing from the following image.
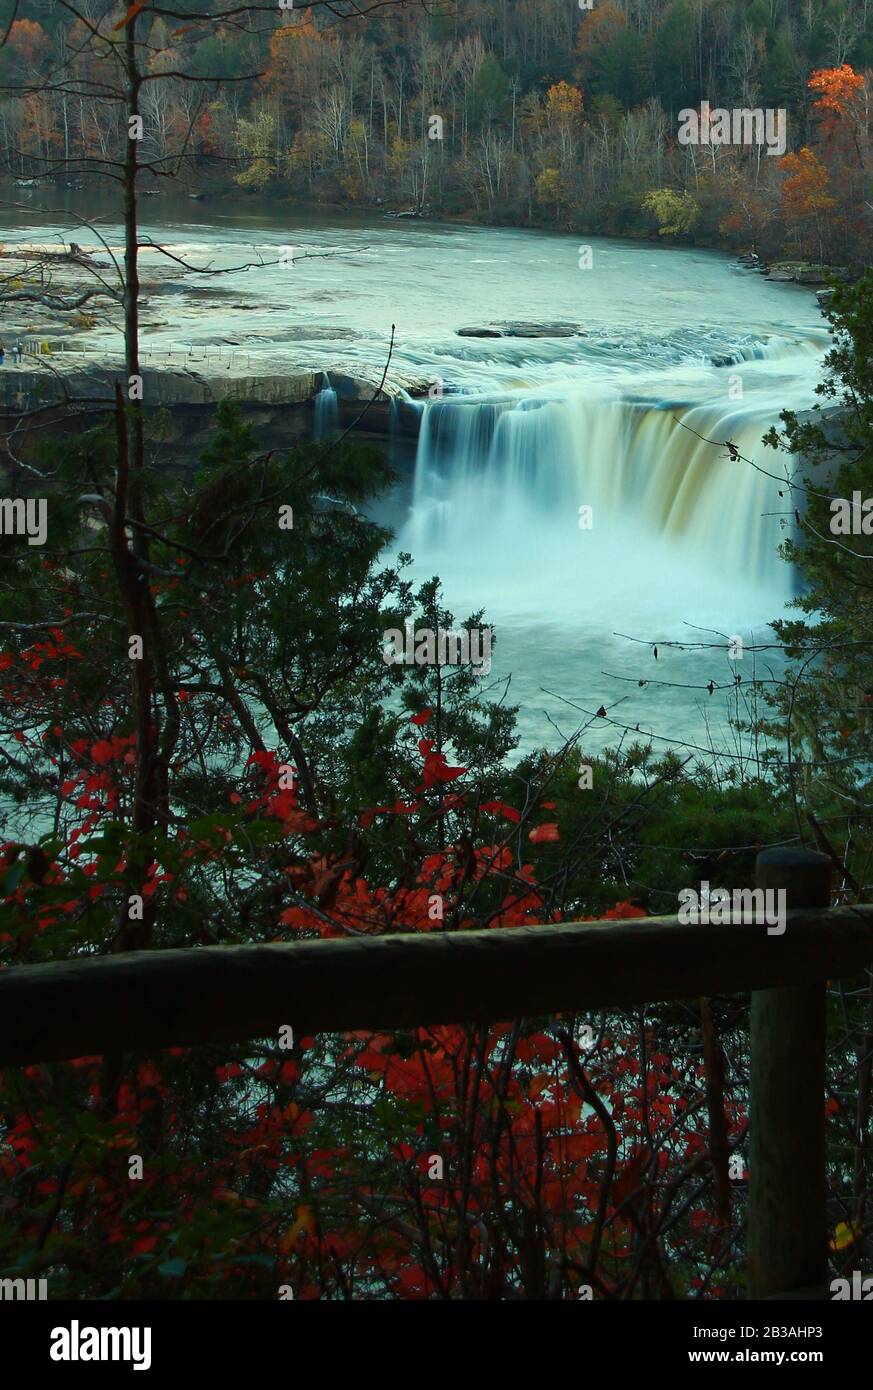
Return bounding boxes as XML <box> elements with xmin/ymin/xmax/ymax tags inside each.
<box><xmin>2</xmin><ymin>847</ymin><xmax>872</xmax><ymax>1299</ymax></box>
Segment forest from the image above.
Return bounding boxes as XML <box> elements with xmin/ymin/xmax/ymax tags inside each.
<box><xmin>0</xmin><ymin>0</ymin><xmax>871</xmax><ymax>1331</ymax></box>
<box><xmin>0</xmin><ymin>0</ymin><xmax>872</xmax><ymax>262</ymax></box>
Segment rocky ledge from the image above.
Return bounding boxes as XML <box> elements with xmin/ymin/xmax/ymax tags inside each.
<box><xmin>456</xmin><ymin>322</ymin><xmax>585</xmax><ymax>338</ymax></box>
<box><xmin>0</xmin><ymin>360</ymin><xmax>432</xmax><ymax>412</ymax></box>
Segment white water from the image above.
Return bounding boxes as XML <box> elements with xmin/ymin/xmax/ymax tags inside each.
<box><xmin>313</xmin><ymin>375</ymin><xmax>339</xmax><ymax>439</ymax></box>
<box><xmin>409</xmin><ymin>386</ymin><xmax>792</xmax><ymax>597</ymax></box>
<box><xmin>0</xmin><ymin>198</ymin><xmax>830</xmax><ymax>759</ymax></box>
<box><xmin>396</xmin><ymin>328</ymin><xmax>826</xmax><ymax>760</ymax></box>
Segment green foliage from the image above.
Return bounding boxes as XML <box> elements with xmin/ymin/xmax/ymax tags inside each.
<box><xmin>469</xmin><ymin>54</ymin><xmax>510</xmax><ymax>129</ymax></box>
<box><xmin>641</xmin><ymin>188</ymin><xmax>700</xmax><ymax>237</ymax></box>
<box><xmin>594</xmin><ymin>29</ymin><xmax>652</xmax><ymax>109</ymax></box>
<box><xmin>760</xmin><ymin>272</ymin><xmax>873</xmax><ymax>865</ymax></box>
<box><xmin>652</xmin><ymin>1</ymin><xmax>697</xmax><ymax>112</ymax></box>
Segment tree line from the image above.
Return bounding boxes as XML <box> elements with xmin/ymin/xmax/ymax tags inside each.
<box><xmin>0</xmin><ymin>0</ymin><xmax>871</xmax><ymax>263</ymax></box>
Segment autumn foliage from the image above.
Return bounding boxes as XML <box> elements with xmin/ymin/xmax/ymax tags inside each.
<box><xmin>0</xmin><ymin>666</ymin><xmax>751</xmax><ymax>1299</ymax></box>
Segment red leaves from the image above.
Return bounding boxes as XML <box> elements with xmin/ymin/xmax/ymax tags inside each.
<box><xmin>141</xmin><ymin>862</ymin><xmax>173</xmax><ymax>898</ymax></box>
<box><xmin>481</xmin><ymin>800</ymin><xmax>521</xmax><ymax>823</ymax></box>
<box><xmin>281</xmin><ymin>808</ymin><xmax>320</xmax><ymax>834</ymax></box>
<box><xmin>359</xmin><ymin>799</ymin><xmax>422</xmax><ymax>829</ymax></box>
<box><xmin>413</xmin><ymin>738</ymin><xmax>466</xmax><ymax>788</ymax></box>
<box><xmin>246</xmin><ymin>750</ymin><xmax>277</xmax><ymax>772</ymax></box>
<box><xmin>601</xmin><ymin>900</ymin><xmax>648</xmax><ymax>920</ymax></box>
<box><xmin>611</xmin><ymin>1149</ymin><xmax>651</xmax><ymax>1207</ymax></box>
<box><xmin>89</xmin><ymin>735</ymin><xmax>136</xmax><ymax>768</ymax></box>
<box><xmin>528</xmin><ymin>822</ymin><xmax>560</xmax><ymax>844</ymax></box>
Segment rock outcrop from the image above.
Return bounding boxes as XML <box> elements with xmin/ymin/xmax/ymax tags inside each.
<box><xmin>457</xmin><ymin>322</ymin><xmax>585</xmax><ymax>338</ymax></box>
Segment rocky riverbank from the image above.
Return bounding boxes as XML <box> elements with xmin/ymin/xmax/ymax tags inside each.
<box><xmin>736</xmin><ymin>251</ymin><xmax>848</xmax><ymax>307</ymax></box>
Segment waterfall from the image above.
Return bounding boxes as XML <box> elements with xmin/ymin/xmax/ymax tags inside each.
<box><xmin>313</xmin><ymin>374</ymin><xmax>339</xmax><ymax>439</ymax></box>
<box><xmin>402</xmin><ymin>386</ymin><xmax>795</xmax><ymax>609</ymax></box>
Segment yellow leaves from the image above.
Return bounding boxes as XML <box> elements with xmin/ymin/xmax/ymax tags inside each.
<box><xmin>642</xmin><ymin>188</ymin><xmax>701</xmax><ymax>237</ymax></box>
<box><xmin>546</xmin><ymin>81</ymin><xmax>584</xmax><ymax>123</ymax></box>
<box><xmin>534</xmin><ymin>167</ymin><xmax>562</xmax><ymax>206</ymax></box>
<box><xmin>830</xmin><ymin>1220</ymin><xmax>861</xmax><ymax>1251</ymax></box>
<box><xmin>278</xmin><ymin>1205</ymin><xmax>316</xmax><ymax>1252</ymax></box>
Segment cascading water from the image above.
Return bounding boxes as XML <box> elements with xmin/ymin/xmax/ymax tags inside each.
<box><xmin>401</xmin><ymin>326</ymin><xmax>830</xmax><ymax>610</ymax></box>
<box><xmin>404</xmin><ymin>389</ymin><xmax>792</xmax><ymax>607</ymax></box>
<box><xmin>397</xmin><ymin>333</ymin><xmax>826</xmax><ymax>754</ymax></box>
<box><xmin>313</xmin><ymin>374</ymin><xmax>339</xmax><ymax>439</ymax></box>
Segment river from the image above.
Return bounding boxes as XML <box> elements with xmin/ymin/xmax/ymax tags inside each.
<box><xmin>1</xmin><ymin>190</ymin><xmax>830</xmax><ymax>761</ymax></box>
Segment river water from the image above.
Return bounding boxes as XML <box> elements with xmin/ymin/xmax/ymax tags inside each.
<box><xmin>1</xmin><ymin>191</ymin><xmax>829</xmax><ymax>762</ymax></box>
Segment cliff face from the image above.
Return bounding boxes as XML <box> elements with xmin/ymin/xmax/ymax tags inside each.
<box><xmin>0</xmin><ymin>362</ymin><xmax>433</xmax><ymax>407</ymax></box>
<box><xmin>0</xmin><ymin>362</ymin><xmax>425</xmax><ymax>476</ymax></box>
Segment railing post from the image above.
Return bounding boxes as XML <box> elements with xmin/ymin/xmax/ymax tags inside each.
<box><xmin>748</xmin><ymin>847</ymin><xmax>832</xmax><ymax>1299</ymax></box>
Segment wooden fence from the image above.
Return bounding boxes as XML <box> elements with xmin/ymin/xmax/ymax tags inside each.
<box><xmin>2</xmin><ymin>847</ymin><xmax>872</xmax><ymax>1299</ymax></box>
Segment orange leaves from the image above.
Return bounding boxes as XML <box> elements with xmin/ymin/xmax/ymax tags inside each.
<box><xmin>7</xmin><ymin>18</ymin><xmax>50</xmax><ymax>66</ymax></box>
<box><xmin>546</xmin><ymin>80</ymin><xmax>584</xmax><ymax>124</ymax></box>
<box><xmin>809</xmin><ymin>64</ymin><xmax>865</xmax><ymax>120</ymax></box>
<box><xmin>113</xmin><ymin>0</ymin><xmax>150</xmax><ymax>32</ymax></box>
<box><xmin>779</xmin><ymin>147</ymin><xmax>836</xmax><ymax>217</ymax></box>
<box><xmin>806</xmin><ymin>64</ymin><xmax>866</xmax><ymax>179</ymax></box>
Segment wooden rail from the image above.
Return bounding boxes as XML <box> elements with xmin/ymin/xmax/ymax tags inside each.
<box><xmin>2</xmin><ymin>848</ymin><xmax>872</xmax><ymax>1298</ymax></box>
